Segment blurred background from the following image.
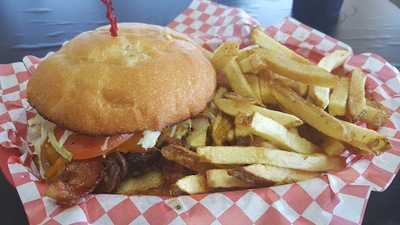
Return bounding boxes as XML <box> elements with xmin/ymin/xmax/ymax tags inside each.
<box><xmin>0</xmin><ymin>0</ymin><xmax>399</xmax><ymax>68</ymax></box>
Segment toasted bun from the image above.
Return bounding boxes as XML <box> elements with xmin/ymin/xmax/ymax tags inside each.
<box><xmin>27</xmin><ymin>23</ymin><xmax>216</xmax><ymax>135</ymax></box>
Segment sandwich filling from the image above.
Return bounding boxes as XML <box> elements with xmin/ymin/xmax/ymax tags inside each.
<box><xmin>27</xmin><ymin>114</ymin><xmax>162</xmax><ymax>205</ymax></box>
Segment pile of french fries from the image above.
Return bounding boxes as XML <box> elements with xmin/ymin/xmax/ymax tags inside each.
<box><xmin>118</xmin><ymin>27</ymin><xmax>391</xmax><ymax>195</ymax></box>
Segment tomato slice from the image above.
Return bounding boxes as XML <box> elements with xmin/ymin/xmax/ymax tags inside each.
<box><xmin>54</xmin><ymin>128</ymin><xmax>133</xmax><ymax>160</ymax></box>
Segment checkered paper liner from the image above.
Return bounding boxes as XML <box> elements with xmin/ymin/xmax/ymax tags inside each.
<box><xmin>1</xmin><ymin>0</ymin><xmax>400</xmax><ymax>224</ymax></box>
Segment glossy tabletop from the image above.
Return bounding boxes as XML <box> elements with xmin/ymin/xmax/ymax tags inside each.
<box><xmin>0</xmin><ymin>0</ymin><xmax>399</xmax><ymax>225</ymax></box>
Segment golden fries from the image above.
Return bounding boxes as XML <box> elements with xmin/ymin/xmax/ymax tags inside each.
<box><xmin>237</xmin><ymin>45</ymin><xmax>260</xmax><ymax>62</ymax></box>
<box><xmin>211</xmin><ymin>41</ymin><xmax>240</xmax><ymax>73</ymax></box>
<box><xmin>176</xmin><ymin>169</ymin><xmax>251</xmax><ymax>194</ymax></box>
<box><xmin>348</xmin><ymin>69</ymin><xmax>367</xmax><ymax>120</ymax></box>
<box><xmin>249</xmin><ymin>112</ymin><xmax>318</xmax><ymax>154</ymax></box>
<box><xmin>223</xmin><ymin>91</ymin><xmax>258</xmax><ymax>104</ymax></box>
<box><xmin>329</xmin><ymin>77</ymin><xmax>350</xmax><ymax>116</ymax></box>
<box><xmin>238</xmin><ymin>52</ymin><xmax>266</xmax><ymax>74</ymax></box>
<box><xmin>161</xmin><ymin>145</ymin><xmax>213</xmax><ymax>172</ymax></box>
<box><xmin>214</xmin><ymin>98</ymin><xmax>303</xmax><ymax>128</ymax></box>
<box><xmin>271</xmin><ymin>73</ymin><xmax>309</xmax><ymax>97</ymax></box>
<box><xmin>211</xmin><ymin>114</ymin><xmax>234</xmax><ymax>145</ymax></box>
<box><xmin>271</xmin><ymin>80</ymin><xmax>391</xmax><ymax>154</ymax></box>
<box><xmin>186</xmin><ymin>117</ymin><xmax>210</xmax><ymax>148</ymax></box>
<box><xmin>214</xmin><ymin>87</ymin><xmax>228</xmax><ymax>100</ymax></box>
<box><xmin>321</xmin><ymin>137</ymin><xmax>345</xmax><ymax>156</ymax></box>
<box><xmin>116</xmin><ymin>171</ymin><xmax>163</xmax><ymax>195</ymax></box>
<box><xmin>250</xmin><ymin>27</ymin><xmax>309</xmax><ymax>64</ymax></box>
<box><xmin>318</xmin><ymin>50</ymin><xmax>351</xmax><ymax>72</ymax></box>
<box><xmin>234</xmin><ymin>113</ymin><xmax>253</xmax><ymax>138</ymax></box>
<box><xmin>251</xmin><ymin>136</ymin><xmax>276</xmax><ymax>148</ymax></box>
<box><xmin>259</xmin><ymin>71</ymin><xmax>278</xmax><ymax>105</ymax></box>
<box><xmin>246</xmin><ymin>74</ymin><xmax>263</xmax><ymax>102</ymax></box>
<box><xmin>206</xmin><ymin>169</ymin><xmax>251</xmax><ymax>188</ymax></box>
<box><xmin>308</xmin><ymin>50</ymin><xmax>350</xmax><ymax>109</ymax></box>
<box><xmin>150</xmin><ymin>29</ymin><xmax>392</xmax><ymax>196</ymax></box>
<box><xmin>223</xmin><ymin>57</ymin><xmax>259</xmax><ymax>101</ymax></box>
<box><xmin>252</xmin><ymin>48</ymin><xmax>339</xmax><ymax>87</ymax></box>
<box><xmin>229</xmin><ymin>164</ymin><xmax>319</xmax><ymax>185</ymax></box>
<box><xmin>342</xmin><ymin>121</ymin><xmax>391</xmax><ymax>154</ymax></box>
<box><xmin>175</xmin><ymin>174</ymin><xmax>207</xmax><ymax>194</ymax></box>
<box><xmin>271</xmin><ymin>81</ymin><xmax>349</xmax><ymax>141</ymax></box>
<box><xmin>360</xmin><ymin>105</ymin><xmax>387</xmax><ymax>129</ymax></box>
<box><xmin>197</xmin><ymin>146</ymin><xmax>345</xmax><ymax>172</ymax></box>
<box><xmin>308</xmin><ymin>86</ymin><xmax>330</xmax><ymax>109</ymax></box>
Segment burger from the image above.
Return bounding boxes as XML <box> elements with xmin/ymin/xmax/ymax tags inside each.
<box><xmin>26</xmin><ymin>23</ymin><xmax>216</xmax><ymax>205</ymax></box>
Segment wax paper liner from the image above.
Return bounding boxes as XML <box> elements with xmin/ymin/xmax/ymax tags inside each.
<box><xmin>1</xmin><ymin>0</ymin><xmax>400</xmax><ymax>224</ymax></box>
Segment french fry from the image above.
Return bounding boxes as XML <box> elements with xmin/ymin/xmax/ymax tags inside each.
<box><xmin>251</xmin><ymin>136</ymin><xmax>276</xmax><ymax>148</ymax></box>
<box><xmin>288</xmin><ymin>127</ymin><xmax>300</xmax><ymax>136</ymax></box>
<box><xmin>271</xmin><ymin>80</ymin><xmax>350</xmax><ymax>141</ymax></box>
<box><xmin>186</xmin><ymin>117</ymin><xmax>210</xmax><ymax>148</ymax></box>
<box><xmin>321</xmin><ymin>137</ymin><xmax>345</xmax><ymax>156</ymax></box>
<box><xmin>214</xmin><ymin>98</ymin><xmax>303</xmax><ymax>128</ymax></box>
<box><xmin>234</xmin><ymin>113</ymin><xmax>257</xmax><ymax>146</ymax></box>
<box><xmin>249</xmin><ymin>112</ymin><xmax>318</xmax><ymax>154</ymax></box>
<box><xmin>251</xmin><ymin>28</ymin><xmax>315</xmax><ymax>100</ymax></box>
<box><xmin>246</xmin><ymin>74</ymin><xmax>263</xmax><ymax>103</ymax></box>
<box><xmin>239</xmin><ymin>53</ymin><xmax>266</xmax><ymax>74</ymax></box>
<box><xmin>237</xmin><ymin>45</ymin><xmax>260</xmax><ymax>62</ymax></box>
<box><xmin>214</xmin><ymin>87</ymin><xmax>228</xmax><ymax>100</ymax></box>
<box><xmin>229</xmin><ymin>164</ymin><xmax>319</xmax><ymax>185</ymax></box>
<box><xmin>200</xmin><ymin>102</ymin><xmax>219</xmax><ymax>122</ymax></box>
<box><xmin>175</xmin><ymin>174</ymin><xmax>207</xmax><ymax>194</ymax></box>
<box><xmin>223</xmin><ymin>91</ymin><xmax>258</xmax><ymax>104</ymax></box>
<box><xmin>251</xmin><ymin>27</ymin><xmax>336</xmax><ymax>97</ymax></box>
<box><xmin>252</xmin><ymin>48</ymin><xmax>339</xmax><ymax>87</ymax></box>
<box><xmin>116</xmin><ymin>170</ymin><xmax>163</xmax><ymax>195</ymax></box>
<box><xmin>122</xmin><ymin>38</ymin><xmax>392</xmax><ymax>196</ymax></box>
<box><xmin>308</xmin><ymin>86</ymin><xmax>330</xmax><ymax>109</ymax></box>
<box><xmin>271</xmin><ymin>80</ymin><xmax>391</xmax><ymax>154</ymax></box>
<box><xmin>157</xmin><ymin>119</ymin><xmax>192</xmax><ymax>146</ymax></box>
<box><xmin>271</xmin><ymin>73</ymin><xmax>308</xmax><ymax>97</ymax></box>
<box><xmin>308</xmin><ymin>50</ymin><xmax>350</xmax><ymax>109</ymax></box>
<box><xmin>161</xmin><ymin>145</ymin><xmax>213</xmax><ymax>172</ymax></box>
<box><xmin>197</xmin><ymin>146</ymin><xmax>346</xmax><ymax>172</ymax></box>
<box><xmin>318</xmin><ymin>50</ymin><xmax>351</xmax><ymax>72</ymax></box>
<box><xmin>211</xmin><ymin>41</ymin><xmax>240</xmax><ymax>73</ymax></box>
<box><xmin>348</xmin><ymin>69</ymin><xmax>367</xmax><ymax>120</ymax></box>
<box><xmin>250</xmin><ymin>27</ymin><xmax>309</xmax><ymax>64</ymax></box>
<box><xmin>206</xmin><ymin>169</ymin><xmax>251</xmax><ymax>189</ymax></box>
<box><xmin>329</xmin><ymin>77</ymin><xmax>350</xmax><ymax>116</ymax></box>
<box><xmin>173</xmin><ymin>119</ymin><xmax>192</xmax><ymax>139</ymax></box>
<box><xmin>360</xmin><ymin>105</ymin><xmax>388</xmax><ymax>129</ymax></box>
<box><xmin>342</xmin><ymin>121</ymin><xmax>391</xmax><ymax>154</ymax></box>
<box><xmin>234</xmin><ymin>113</ymin><xmax>252</xmax><ymax>137</ymax></box>
<box><xmin>259</xmin><ymin>71</ymin><xmax>278</xmax><ymax>105</ymax></box>
<box><xmin>211</xmin><ymin>114</ymin><xmax>234</xmax><ymax>145</ymax></box>
<box><xmin>223</xmin><ymin>57</ymin><xmax>259</xmax><ymax>101</ymax></box>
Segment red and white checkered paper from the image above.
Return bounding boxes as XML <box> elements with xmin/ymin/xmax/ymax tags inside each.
<box><xmin>1</xmin><ymin>0</ymin><xmax>400</xmax><ymax>224</ymax></box>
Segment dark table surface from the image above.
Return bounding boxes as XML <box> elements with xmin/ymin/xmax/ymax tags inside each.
<box><xmin>0</xmin><ymin>0</ymin><xmax>399</xmax><ymax>225</ymax></box>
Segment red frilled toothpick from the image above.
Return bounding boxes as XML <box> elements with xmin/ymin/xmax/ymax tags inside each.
<box><xmin>101</xmin><ymin>0</ymin><xmax>118</xmax><ymax>37</ymax></box>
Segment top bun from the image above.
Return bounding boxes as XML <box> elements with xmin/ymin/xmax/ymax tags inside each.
<box><xmin>27</xmin><ymin>23</ymin><xmax>216</xmax><ymax>135</ymax></box>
